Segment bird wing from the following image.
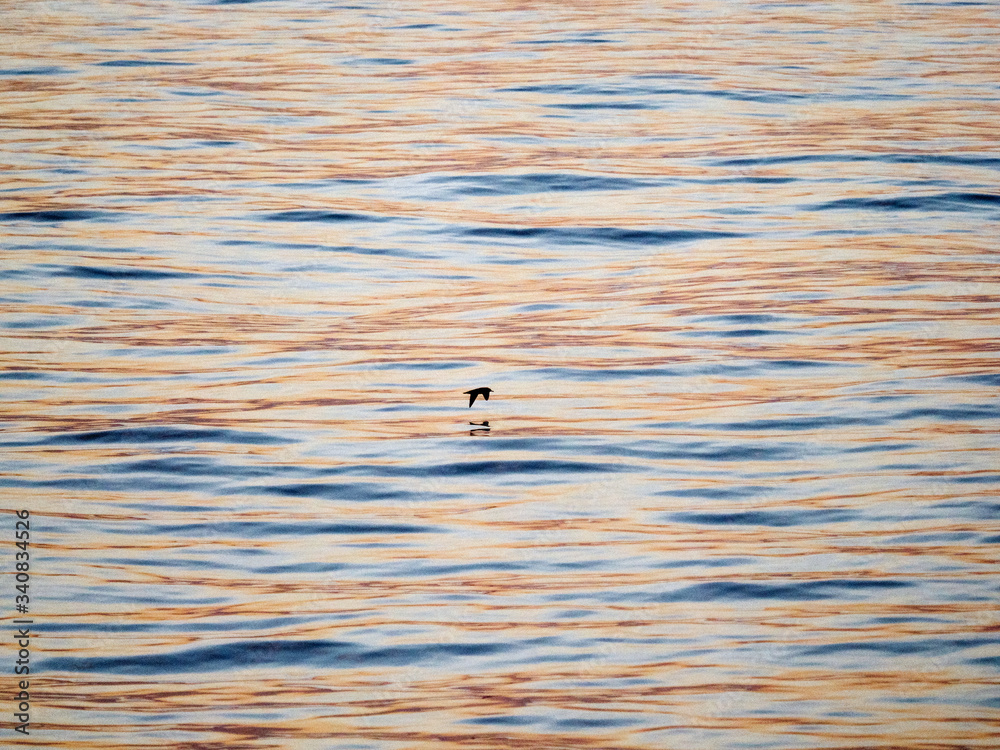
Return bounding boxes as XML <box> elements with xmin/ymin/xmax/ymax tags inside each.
<box><xmin>463</xmin><ymin>388</ymin><xmax>488</xmax><ymax>407</ymax></box>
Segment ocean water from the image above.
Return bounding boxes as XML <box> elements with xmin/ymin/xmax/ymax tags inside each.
<box><xmin>2</xmin><ymin>1</ymin><xmax>999</xmax><ymax>748</ymax></box>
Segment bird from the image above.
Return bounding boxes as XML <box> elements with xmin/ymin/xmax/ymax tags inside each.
<box><xmin>463</xmin><ymin>387</ymin><xmax>492</xmax><ymax>407</ymax></box>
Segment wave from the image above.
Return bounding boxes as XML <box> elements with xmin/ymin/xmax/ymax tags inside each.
<box><xmin>502</xmin><ymin>82</ymin><xmax>813</xmax><ymax>104</ymax></box>
<box><xmin>48</xmin><ymin>264</ymin><xmax>196</xmax><ymax>280</ymax></box>
<box><xmin>458</xmin><ymin>226</ymin><xmax>742</xmax><ymax>245</ymax></box>
<box><xmin>809</xmin><ymin>192</ymin><xmax>1000</xmax><ymax>212</ymax></box>
<box><xmin>668</xmin><ymin>508</ymin><xmax>856</xmax><ymax>527</ymax></box>
<box><xmin>144</xmin><ymin>521</ymin><xmax>439</xmax><ymax>537</ymax></box>
<box><xmin>649</xmin><ymin>578</ymin><xmax>911</xmax><ymax>603</ymax></box>
<box><xmin>714</xmin><ymin>153</ymin><xmax>1000</xmax><ymax>169</ymax></box>
<box><xmin>41</xmin><ymin>638</ymin><xmax>509</xmax><ymax>674</ymax></box>
<box><xmin>95</xmin><ymin>60</ymin><xmax>193</xmax><ymax>67</ymax></box>
<box><xmin>0</xmin><ymin>209</ymin><xmax>114</xmax><ymax>222</ymax></box>
<box><xmin>32</xmin><ymin>426</ymin><xmax>294</xmax><ymax>446</ymax></box>
<box><xmin>424</xmin><ymin>172</ymin><xmax>663</xmax><ymax>196</ymax></box>
<box><xmin>262</xmin><ymin>210</ymin><xmax>387</xmax><ymax>223</ymax></box>
<box><xmin>363</xmin><ymin>459</ymin><xmax>628</xmax><ymax>477</ymax></box>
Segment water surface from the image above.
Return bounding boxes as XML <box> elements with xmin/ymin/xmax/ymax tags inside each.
<box><xmin>2</xmin><ymin>0</ymin><xmax>999</xmax><ymax>747</ymax></box>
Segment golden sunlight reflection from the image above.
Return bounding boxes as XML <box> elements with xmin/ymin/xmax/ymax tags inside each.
<box><xmin>2</xmin><ymin>0</ymin><xmax>999</xmax><ymax>747</ymax></box>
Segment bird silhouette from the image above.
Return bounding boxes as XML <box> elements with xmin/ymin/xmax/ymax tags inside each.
<box><xmin>464</xmin><ymin>387</ymin><xmax>492</xmax><ymax>407</ymax></box>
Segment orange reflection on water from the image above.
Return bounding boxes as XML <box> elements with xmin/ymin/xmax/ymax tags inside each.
<box><xmin>4</xmin><ymin>0</ymin><xmax>1000</xmax><ymax>747</ymax></box>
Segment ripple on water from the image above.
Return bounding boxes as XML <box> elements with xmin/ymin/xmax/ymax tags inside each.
<box><xmin>5</xmin><ymin>1</ymin><xmax>1000</xmax><ymax>747</ymax></box>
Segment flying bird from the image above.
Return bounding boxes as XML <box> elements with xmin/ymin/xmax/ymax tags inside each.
<box><xmin>464</xmin><ymin>387</ymin><xmax>492</xmax><ymax>407</ymax></box>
